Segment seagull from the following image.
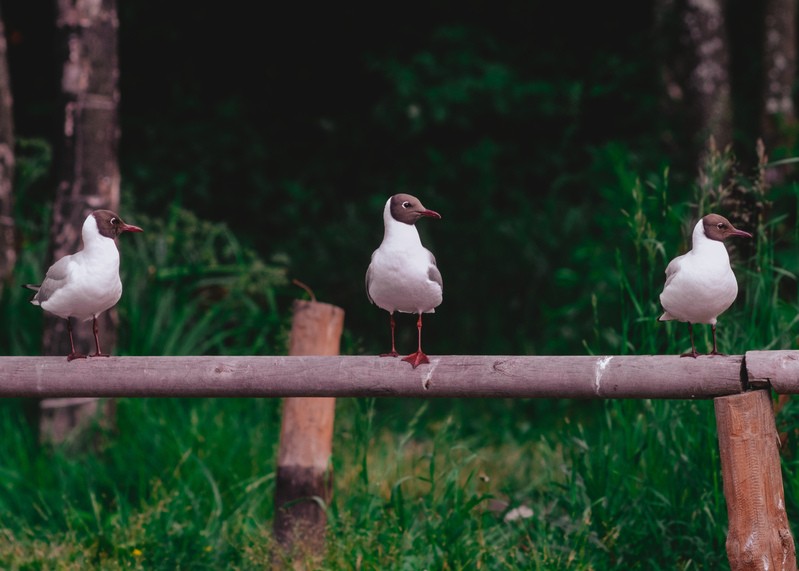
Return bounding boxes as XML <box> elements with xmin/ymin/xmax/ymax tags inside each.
<box><xmin>366</xmin><ymin>193</ymin><xmax>443</xmax><ymax>368</ymax></box>
<box><xmin>25</xmin><ymin>210</ymin><xmax>143</xmax><ymax>361</ymax></box>
<box><xmin>658</xmin><ymin>213</ymin><xmax>752</xmax><ymax>358</ymax></box>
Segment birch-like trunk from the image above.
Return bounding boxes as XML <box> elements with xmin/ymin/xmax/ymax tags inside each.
<box><xmin>0</xmin><ymin>7</ymin><xmax>15</xmax><ymax>282</ymax></box>
<box><xmin>657</xmin><ymin>0</ymin><xmax>733</xmax><ymax>152</ymax></box>
<box><xmin>40</xmin><ymin>0</ymin><xmax>121</xmax><ymax>443</ymax></box>
<box><xmin>762</xmin><ymin>0</ymin><xmax>796</xmax><ymax>140</ymax></box>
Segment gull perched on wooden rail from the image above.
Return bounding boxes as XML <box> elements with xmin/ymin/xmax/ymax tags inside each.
<box><xmin>24</xmin><ymin>210</ymin><xmax>143</xmax><ymax>361</ymax></box>
<box><xmin>366</xmin><ymin>193</ymin><xmax>443</xmax><ymax>368</ymax></box>
<box><xmin>658</xmin><ymin>213</ymin><xmax>752</xmax><ymax>358</ymax></box>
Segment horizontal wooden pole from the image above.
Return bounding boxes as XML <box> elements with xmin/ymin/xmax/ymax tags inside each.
<box><xmin>745</xmin><ymin>350</ymin><xmax>799</xmax><ymax>393</ymax></box>
<box><xmin>0</xmin><ymin>355</ymin><xmax>744</xmax><ymax>399</ymax></box>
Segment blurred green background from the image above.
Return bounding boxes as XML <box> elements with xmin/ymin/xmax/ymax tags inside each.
<box><xmin>7</xmin><ymin>0</ymin><xmax>791</xmax><ymax>358</ymax></box>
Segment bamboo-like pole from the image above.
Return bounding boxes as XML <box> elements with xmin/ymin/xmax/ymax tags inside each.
<box><xmin>0</xmin><ymin>354</ymin><xmax>744</xmax><ymax>399</ymax></box>
<box><xmin>273</xmin><ymin>300</ymin><xmax>344</xmax><ymax>558</ymax></box>
<box><xmin>714</xmin><ymin>389</ymin><xmax>796</xmax><ymax>570</ymax></box>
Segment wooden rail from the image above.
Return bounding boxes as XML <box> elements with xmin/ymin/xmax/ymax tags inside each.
<box><xmin>0</xmin><ymin>354</ymin><xmax>749</xmax><ymax>398</ymax></box>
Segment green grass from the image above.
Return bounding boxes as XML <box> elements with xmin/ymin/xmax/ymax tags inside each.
<box><xmin>0</xmin><ymin>397</ymin><xmax>732</xmax><ymax>569</ymax></box>
<box><xmin>1</xmin><ymin>141</ymin><xmax>799</xmax><ymax>569</ymax></box>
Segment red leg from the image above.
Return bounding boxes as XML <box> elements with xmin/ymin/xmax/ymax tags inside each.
<box><xmin>709</xmin><ymin>324</ymin><xmax>725</xmax><ymax>356</ymax></box>
<box><xmin>66</xmin><ymin>318</ymin><xmax>87</xmax><ymax>362</ymax></box>
<box><xmin>679</xmin><ymin>322</ymin><xmax>699</xmax><ymax>358</ymax></box>
<box><xmin>402</xmin><ymin>313</ymin><xmax>430</xmax><ymax>368</ymax></box>
<box><xmin>380</xmin><ymin>313</ymin><xmax>399</xmax><ymax>357</ymax></box>
<box><xmin>90</xmin><ymin>315</ymin><xmax>110</xmax><ymax>358</ymax></box>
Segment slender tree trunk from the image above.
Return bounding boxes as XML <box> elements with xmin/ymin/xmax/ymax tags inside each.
<box><xmin>0</xmin><ymin>7</ymin><xmax>15</xmax><ymax>282</ymax></box>
<box><xmin>761</xmin><ymin>0</ymin><xmax>796</xmax><ymax>184</ymax></box>
<box><xmin>46</xmin><ymin>0</ymin><xmax>121</xmax><ymax>355</ymax></box>
<box><xmin>40</xmin><ymin>0</ymin><xmax>120</xmax><ymax>443</ymax></box>
<box><xmin>761</xmin><ymin>0</ymin><xmax>796</xmax><ymax>140</ymax></box>
<box><xmin>685</xmin><ymin>0</ymin><xmax>733</xmax><ymax>150</ymax></box>
<box><xmin>657</xmin><ymin>0</ymin><xmax>733</xmax><ymax>153</ymax></box>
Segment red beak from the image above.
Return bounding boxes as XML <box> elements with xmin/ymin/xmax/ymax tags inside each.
<box><xmin>421</xmin><ymin>209</ymin><xmax>442</xmax><ymax>219</ymax></box>
<box><xmin>120</xmin><ymin>223</ymin><xmax>144</xmax><ymax>233</ymax></box>
<box><xmin>731</xmin><ymin>229</ymin><xmax>752</xmax><ymax>239</ymax></box>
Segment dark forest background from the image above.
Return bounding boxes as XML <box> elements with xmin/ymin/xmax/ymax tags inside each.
<box><xmin>1</xmin><ymin>0</ymin><xmax>796</xmax><ymax>357</ymax></box>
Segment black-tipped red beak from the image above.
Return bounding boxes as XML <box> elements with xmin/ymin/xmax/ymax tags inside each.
<box><xmin>121</xmin><ymin>223</ymin><xmax>143</xmax><ymax>233</ymax></box>
<box><xmin>731</xmin><ymin>228</ymin><xmax>752</xmax><ymax>239</ymax></box>
<box><xmin>421</xmin><ymin>209</ymin><xmax>442</xmax><ymax>219</ymax></box>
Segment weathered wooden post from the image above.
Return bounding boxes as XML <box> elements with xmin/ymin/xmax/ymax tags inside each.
<box><xmin>274</xmin><ymin>299</ymin><xmax>344</xmax><ymax>559</ymax></box>
<box><xmin>714</xmin><ymin>389</ymin><xmax>796</xmax><ymax>571</ymax></box>
<box><xmin>39</xmin><ymin>397</ymin><xmax>116</xmax><ymax>447</ymax></box>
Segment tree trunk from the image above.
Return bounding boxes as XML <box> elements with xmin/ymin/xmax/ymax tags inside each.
<box><xmin>40</xmin><ymin>0</ymin><xmax>121</xmax><ymax>444</ymax></box>
<box><xmin>761</xmin><ymin>0</ymin><xmax>796</xmax><ymax>141</ymax></box>
<box><xmin>657</xmin><ymin>0</ymin><xmax>733</xmax><ymax>152</ymax></box>
<box><xmin>0</xmin><ymin>6</ymin><xmax>15</xmax><ymax>282</ymax></box>
<box><xmin>685</xmin><ymin>0</ymin><xmax>732</xmax><ymax>149</ymax></box>
<box><xmin>761</xmin><ymin>0</ymin><xmax>796</xmax><ymax>184</ymax></box>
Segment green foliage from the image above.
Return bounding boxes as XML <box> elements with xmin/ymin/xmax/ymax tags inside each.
<box><xmin>13</xmin><ymin>137</ymin><xmax>53</xmax><ymax>217</ymax></box>
<box><xmin>118</xmin><ymin>205</ymin><xmax>290</xmax><ymax>356</ymax></box>
<box><xmin>4</xmin><ymin>141</ymin><xmax>799</xmax><ymax>568</ymax></box>
<box><xmin>0</xmin><ymin>136</ymin><xmax>53</xmax><ymax>354</ymax></box>
<box><xmin>1</xmin><ymin>203</ymin><xmax>292</xmax><ymax>358</ymax></box>
<box><xmin>107</xmin><ymin>8</ymin><xmax>665</xmax><ymax>359</ymax></box>
<box><xmin>556</xmin><ymin>400</ymin><xmax>727</xmax><ymax>569</ymax></box>
<box><xmin>0</xmin><ymin>397</ymin><xmax>282</xmax><ymax>569</ymax></box>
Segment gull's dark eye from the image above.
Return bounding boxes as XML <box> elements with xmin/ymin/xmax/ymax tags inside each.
<box><xmin>111</xmin><ymin>217</ymin><xmax>118</xmax><ymax>225</ymax></box>
<box><xmin>717</xmin><ymin>223</ymin><xmax>725</xmax><ymax>229</ymax></box>
<box><xmin>402</xmin><ymin>201</ymin><xmax>411</xmax><ymax>208</ymax></box>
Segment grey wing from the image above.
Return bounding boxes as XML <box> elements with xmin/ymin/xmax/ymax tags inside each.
<box><xmin>662</xmin><ymin>254</ymin><xmax>684</xmax><ymax>290</ymax></box>
<box><xmin>34</xmin><ymin>255</ymin><xmax>73</xmax><ymax>303</ymax></box>
<box><xmin>427</xmin><ymin>251</ymin><xmax>443</xmax><ymax>291</ymax></box>
<box><xmin>365</xmin><ymin>261</ymin><xmax>375</xmax><ymax>305</ymax></box>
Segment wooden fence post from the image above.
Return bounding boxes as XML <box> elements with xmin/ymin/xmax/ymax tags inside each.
<box><xmin>274</xmin><ymin>299</ymin><xmax>344</xmax><ymax>559</ymax></box>
<box><xmin>39</xmin><ymin>397</ymin><xmax>115</xmax><ymax>447</ymax></box>
<box><xmin>714</xmin><ymin>389</ymin><xmax>796</xmax><ymax>570</ymax></box>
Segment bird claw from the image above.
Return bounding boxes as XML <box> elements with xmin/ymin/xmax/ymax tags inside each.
<box><xmin>402</xmin><ymin>351</ymin><xmax>430</xmax><ymax>368</ymax></box>
<box><xmin>66</xmin><ymin>352</ymin><xmax>88</xmax><ymax>362</ymax></box>
<box><xmin>708</xmin><ymin>350</ymin><xmax>726</xmax><ymax>357</ymax></box>
<box><xmin>679</xmin><ymin>350</ymin><xmax>699</xmax><ymax>359</ymax></box>
<box><xmin>380</xmin><ymin>350</ymin><xmax>400</xmax><ymax>358</ymax></box>
<box><xmin>90</xmin><ymin>353</ymin><xmax>111</xmax><ymax>358</ymax></box>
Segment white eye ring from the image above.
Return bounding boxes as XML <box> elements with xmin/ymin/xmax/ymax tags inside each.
<box><xmin>402</xmin><ymin>201</ymin><xmax>411</xmax><ymax>208</ymax></box>
<box><xmin>111</xmin><ymin>218</ymin><xmax>118</xmax><ymax>224</ymax></box>
<box><xmin>717</xmin><ymin>223</ymin><xmax>724</xmax><ymax>229</ymax></box>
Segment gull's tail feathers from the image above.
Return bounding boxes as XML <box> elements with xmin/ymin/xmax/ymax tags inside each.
<box><xmin>22</xmin><ymin>284</ymin><xmax>41</xmax><ymax>305</ymax></box>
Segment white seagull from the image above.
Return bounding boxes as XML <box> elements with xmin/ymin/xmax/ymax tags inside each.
<box><xmin>25</xmin><ymin>210</ymin><xmax>143</xmax><ymax>361</ymax></box>
<box><xmin>658</xmin><ymin>213</ymin><xmax>752</xmax><ymax>357</ymax></box>
<box><xmin>366</xmin><ymin>193</ymin><xmax>443</xmax><ymax>368</ymax></box>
